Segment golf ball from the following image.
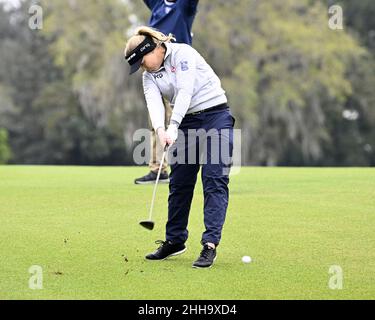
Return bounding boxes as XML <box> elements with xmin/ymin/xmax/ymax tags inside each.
<box><xmin>242</xmin><ymin>256</ymin><xmax>252</xmax><ymax>263</ymax></box>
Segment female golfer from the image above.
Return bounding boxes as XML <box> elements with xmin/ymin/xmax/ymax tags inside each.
<box><xmin>125</xmin><ymin>26</ymin><xmax>234</xmax><ymax>268</ymax></box>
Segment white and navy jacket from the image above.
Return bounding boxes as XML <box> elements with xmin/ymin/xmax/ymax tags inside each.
<box><xmin>142</xmin><ymin>42</ymin><xmax>227</xmax><ymax>130</ymax></box>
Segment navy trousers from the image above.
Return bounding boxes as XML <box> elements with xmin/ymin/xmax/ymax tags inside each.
<box><xmin>166</xmin><ymin>106</ymin><xmax>234</xmax><ymax>245</ymax></box>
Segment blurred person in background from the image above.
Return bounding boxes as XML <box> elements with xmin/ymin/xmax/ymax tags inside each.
<box><xmin>134</xmin><ymin>0</ymin><xmax>199</xmax><ymax>184</ymax></box>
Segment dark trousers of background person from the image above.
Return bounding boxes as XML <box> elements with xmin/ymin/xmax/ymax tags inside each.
<box><xmin>166</xmin><ymin>105</ymin><xmax>235</xmax><ymax>246</ymax></box>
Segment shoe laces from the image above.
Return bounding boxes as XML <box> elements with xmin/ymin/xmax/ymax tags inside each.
<box><xmin>200</xmin><ymin>245</ymin><xmax>214</xmax><ymax>259</ymax></box>
<box><xmin>148</xmin><ymin>171</ymin><xmax>157</xmax><ymax>178</ymax></box>
<box><xmin>155</xmin><ymin>240</ymin><xmax>168</xmax><ymax>249</ymax></box>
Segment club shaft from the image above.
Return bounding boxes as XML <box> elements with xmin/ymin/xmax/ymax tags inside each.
<box><xmin>148</xmin><ymin>147</ymin><xmax>167</xmax><ymax>221</ymax></box>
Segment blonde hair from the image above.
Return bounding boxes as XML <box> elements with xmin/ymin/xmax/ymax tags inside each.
<box><xmin>124</xmin><ymin>26</ymin><xmax>176</xmax><ymax>57</ymax></box>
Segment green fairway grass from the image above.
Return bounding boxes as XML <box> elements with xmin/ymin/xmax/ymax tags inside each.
<box><xmin>0</xmin><ymin>166</ymin><xmax>374</xmax><ymax>300</ymax></box>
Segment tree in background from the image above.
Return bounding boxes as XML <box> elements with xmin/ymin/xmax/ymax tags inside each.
<box><xmin>0</xmin><ymin>1</ymin><xmax>60</xmax><ymax>163</ymax></box>
<box><xmin>0</xmin><ymin>0</ymin><xmax>128</xmax><ymax>165</ymax></box>
<box><xmin>335</xmin><ymin>0</ymin><xmax>375</xmax><ymax>54</ymax></box>
<box><xmin>0</xmin><ymin>128</ymin><xmax>11</xmax><ymax>164</ymax></box>
<box><xmin>41</xmin><ymin>0</ymin><xmax>146</xmax><ymax>148</ymax></box>
<box><xmin>0</xmin><ymin>0</ymin><xmax>374</xmax><ymax>166</ymax></box>
<box><xmin>324</xmin><ymin>0</ymin><xmax>375</xmax><ymax>166</ymax></box>
<box><xmin>193</xmin><ymin>0</ymin><xmax>375</xmax><ymax>165</ymax></box>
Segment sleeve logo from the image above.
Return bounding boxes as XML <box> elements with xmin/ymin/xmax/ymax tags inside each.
<box><xmin>180</xmin><ymin>61</ymin><xmax>189</xmax><ymax>71</ymax></box>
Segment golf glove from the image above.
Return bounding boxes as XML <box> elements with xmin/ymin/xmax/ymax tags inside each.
<box><xmin>166</xmin><ymin>123</ymin><xmax>178</xmax><ymax>145</ymax></box>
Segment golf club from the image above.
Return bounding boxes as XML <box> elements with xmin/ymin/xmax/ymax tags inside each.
<box><xmin>139</xmin><ymin>144</ymin><xmax>169</xmax><ymax>230</ymax></box>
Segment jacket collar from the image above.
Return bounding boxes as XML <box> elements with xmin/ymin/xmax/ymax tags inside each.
<box><xmin>163</xmin><ymin>42</ymin><xmax>172</xmax><ymax>61</ymax></box>
<box><xmin>151</xmin><ymin>43</ymin><xmax>172</xmax><ymax>73</ymax></box>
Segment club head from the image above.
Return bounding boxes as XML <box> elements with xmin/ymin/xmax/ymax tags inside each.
<box><xmin>139</xmin><ymin>220</ymin><xmax>155</xmax><ymax>231</ymax></box>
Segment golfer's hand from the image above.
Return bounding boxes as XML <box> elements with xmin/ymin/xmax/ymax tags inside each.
<box><xmin>166</xmin><ymin>123</ymin><xmax>178</xmax><ymax>145</ymax></box>
<box><xmin>156</xmin><ymin>127</ymin><xmax>172</xmax><ymax>148</ymax></box>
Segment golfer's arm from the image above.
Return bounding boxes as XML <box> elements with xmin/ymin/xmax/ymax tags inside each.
<box><xmin>171</xmin><ymin>91</ymin><xmax>193</xmax><ymax>126</ymax></box>
<box><xmin>170</xmin><ymin>57</ymin><xmax>196</xmax><ymax>125</ymax></box>
<box><xmin>143</xmin><ymin>74</ymin><xmax>166</xmax><ymax>131</ymax></box>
